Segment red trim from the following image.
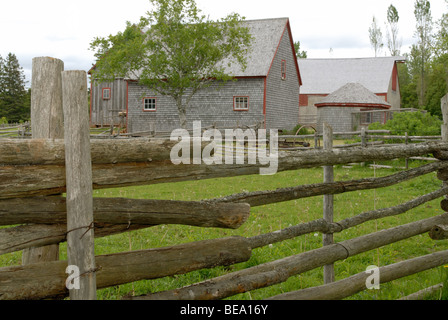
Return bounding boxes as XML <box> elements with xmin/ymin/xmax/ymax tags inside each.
<box><xmin>233</xmin><ymin>96</ymin><xmax>249</xmax><ymax>111</ymax></box>
<box><xmin>299</xmin><ymin>94</ymin><xmax>309</xmax><ymax>107</ymax></box>
<box><xmin>266</xmin><ymin>20</ymin><xmax>302</xmax><ymax>84</ymax></box>
<box><xmin>142</xmin><ymin>97</ymin><xmax>157</xmax><ymax>112</ymax></box>
<box><xmin>285</xmin><ymin>20</ymin><xmax>302</xmax><ymax>86</ymax></box>
<box><xmin>392</xmin><ymin>63</ymin><xmax>398</xmax><ymax>91</ymax></box>
<box><xmin>315</xmin><ymin>102</ymin><xmax>391</xmax><ymax>110</ymax></box>
<box><xmin>102</xmin><ymin>87</ymin><xmax>111</xmax><ymax>100</ymax></box>
<box><xmin>263</xmin><ymin>77</ymin><xmax>267</xmax><ymax>128</ymax></box>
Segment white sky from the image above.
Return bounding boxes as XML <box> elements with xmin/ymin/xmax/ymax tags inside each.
<box><xmin>1</xmin><ymin>0</ymin><xmax>447</xmax><ymax>85</ymax></box>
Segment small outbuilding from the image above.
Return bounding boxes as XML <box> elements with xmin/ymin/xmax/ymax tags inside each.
<box><xmin>315</xmin><ymin>82</ymin><xmax>391</xmax><ymax>133</ymax></box>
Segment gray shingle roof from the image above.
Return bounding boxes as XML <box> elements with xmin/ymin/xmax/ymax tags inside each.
<box><xmin>298</xmin><ymin>57</ymin><xmax>406</xmax><ymax>94</ymax></box>
<box><xmin>315</xmin><ymin>82</ymin><xmax>391</xmax><ymax>108</ymax></box>
<box><xmin>222</xmin><ymin>17</ymin><xmax>290</xmax><ymax>77</ymax></box>
<box><xmin>124</xmin><ymin>18</ymin><xmax>291</xmax><ymax>80</ymax></box>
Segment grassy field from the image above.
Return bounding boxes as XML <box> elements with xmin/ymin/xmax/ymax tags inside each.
<box><xmin>1</xmin><ymin>158</ymin><xmax>448</xmax><ymax>300</ymax></box>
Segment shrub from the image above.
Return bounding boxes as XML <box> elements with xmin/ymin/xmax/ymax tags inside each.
<box><xmin>368</xmin><ymin>112</ymin><xmax>442</xmax><ymax>136</ymax></box>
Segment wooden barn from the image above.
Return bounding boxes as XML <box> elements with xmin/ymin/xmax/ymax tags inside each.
<box><xmin>297</xmin><ymin>56</ymin><xmax>406</xmax><ymax>127</ymax></box>
<box><xmin>315</xmin><ymin>82</ymin><xmax>392</xmax><ymax>133</ymax></box>
<box><xmin>89</xmin><ymin>17</ymin><xmax>302</xmax><ymax>134</ymax></box>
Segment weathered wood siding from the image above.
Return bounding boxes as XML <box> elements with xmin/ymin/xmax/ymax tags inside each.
<box><xmin>265</xmin><ymin>25</ymin><xmax>300</xmax><ymax>131</ymax></box>
<box><xmin>90</xmin><ymin>78</ymin><xmax>127</xmax><ymax>127</ymax></box>
<box><xmin>127</xmin><ymin>78</ymin><xmax>265</xmax><ymax>133</ymax></box>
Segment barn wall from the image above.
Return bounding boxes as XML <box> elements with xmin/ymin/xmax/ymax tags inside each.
<box><xmin>265</xmin><ymin>26</ymin><xmax>300</xmax><ymax>131</ymax></box>
<box><xmin>127</xmin><ymin>78</ymin><xmax>265</xmax><ymax>133</ymax></box>
<box><xmin>90</xmin><ymin>79</ymin><xmax>127</xmax><ymax>126</ymax></box>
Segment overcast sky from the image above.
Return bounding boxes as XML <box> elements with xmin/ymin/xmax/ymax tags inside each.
<box><xmin>1</xmin><ymin>0</ymin><xmax>447</xmax><ymax>85</ymax></box>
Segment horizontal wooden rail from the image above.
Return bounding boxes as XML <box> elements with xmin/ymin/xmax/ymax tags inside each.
<box><xmin>0</xmin><ymin>197</ymin><xmax>249</xmax><ymax>228</ymax></box>
<box><xmin>0</xmin><ymin>223</ymin><xmax>149</xmax><ymax>255</ymax></box>
<box><xmin>247</xmin><ymin>186</ymin><xmax>448</xmax><ymax>249</ymax></box>
<box><xmin>268</xmin><ymin>249</ymin><xmax>448</xmax><ymax>300</ymax></box>
<box><xmin>212</xmin><ymin>161</ymin><xmax>448</xmax><ymax>207</ymax></box>
<box><xmin>1</xmin><ymin>141</ymin><xmax>447</xmax><ymax>200</ymax></box>
<box><xmin>0</xmin><ymin>198</ymin><xmax>250</xmax><ymax>255</ymax></box>
<box><xmin>0</xmin><ymin>138</ymin><xmax>193</xmax><ymax>165</ymax></box>
<box><xmin>135</xmin><ymin>213</ymin><xmax>448</xmax><ymax>300</ymax></box>
<box><xmin>0</xmin><ymin>236</ymin><xmax>251</xmax><ymax>300</ymax></box>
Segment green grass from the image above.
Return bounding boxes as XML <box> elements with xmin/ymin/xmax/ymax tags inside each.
<box><xmin>1</xmin><ymin>159</ymin><xmax>448</xmax><ymax>300</ymax></box>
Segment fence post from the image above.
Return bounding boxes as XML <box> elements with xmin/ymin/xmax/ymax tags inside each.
<box><xmin>405</xmin><ymin>132</ymin><xmax>409</xmax><ymax>170</ymax></box>
<box><xmin>22</xmin><ymin>57</ymin><xmax>64</xmax><ymax>265</ymax></box>
<box><xmin>323</xmin><ymin>122</ymin><xmax>335</xmax><ymax>283</ymax></box>
<box><xmin>62</xmin><ymin>70</ymin><xmax>97</xmax><ymax>300</ymax></box>
<box><xmin>442</xmin><ymin>94</ymin><xmax>448</xmax><ymax>142</ymax></box>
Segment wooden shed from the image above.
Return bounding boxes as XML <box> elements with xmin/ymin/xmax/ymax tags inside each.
<box><xmin>315</xmin><ymin>82</ymin><xmax>391</xmax><ymax>133</ymax></box>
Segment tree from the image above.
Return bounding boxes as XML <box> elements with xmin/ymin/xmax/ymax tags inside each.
<box><xmin>0</xmin><ymin>53</ymin><xmax>29</xmax><ymax>122</ymax></box>
<box><xmin>385</xmin><ymin>4</ymin><xmax>402</xmax><ymax>56</ymax></box>
<box><xmin>294</xmin><ymin>41</ymin><xmax>308</xmax><ymax>59</ymax></box>
<box><xmin>90</xmin><ymin>0</ymin><xmax>253</xmax><ymax>129</ymax></box>
<box><xmin>414</xmin><ymin>0</ymin><xmax>433</xmax><ymax>105</ymax></box>
<box><xmin>369</xmin><ymin>16</ymin><xmax>384</xmax><ymax>57</ymax></box>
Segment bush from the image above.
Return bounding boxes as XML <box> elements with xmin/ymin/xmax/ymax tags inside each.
<box><xmin>368</xmin><ymin>112</ymin><xmax>442</xmax><ymax>136</ymax></box>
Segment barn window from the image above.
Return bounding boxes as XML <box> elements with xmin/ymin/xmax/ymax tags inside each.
<box><xmin>143</xmin><ymin>98</ymin><xmax>157</xmax><ymax>111</ymax></box>
<box><xmin>102</xmin><ymin>88</ymin><xmax>111</xmax><ymax>100</ymax></box>
<box><xmin>234</xmin><ymin>96</ymin><xmax>249</xmax><ymax>111</ymax></box>
<box><xmin>281</xmin><ymin>60</ymin><xmax>287</xmax><ymax>80</ymax></box>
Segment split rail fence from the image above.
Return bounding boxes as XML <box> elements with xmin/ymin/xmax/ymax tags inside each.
<box><xmin>1</xmin><ymin>57</ymin><xmax>448</xmax><ymax>300</ymax></box>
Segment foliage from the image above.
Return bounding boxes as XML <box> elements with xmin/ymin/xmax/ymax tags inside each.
<box><xmin>368</xmin><ymin>111</ymin><xmax>441</xmax><ymax>136</ymax></box>
<box><xmin>386</xmin><ymin>4</ymin><xmax>402</xmax><ymax>56</ymax></box>
<box><xmin>90</xmin><ymin>0</ymin><xmax>253</xmax><ymax>129</ymax></box>
<box><xmin>368</xmin><ymin>16</ymin><xmax>384</xmax><ymax>57</ymax></box>
<box><xmin>294</xmin><ymin>41</ymin><xmax>308</xmax><ymax>59</ymax></box>
<box><xmin>0</xmin><ymin>53</ymin><xmax>30</xmax><ymax>123</ymax></box>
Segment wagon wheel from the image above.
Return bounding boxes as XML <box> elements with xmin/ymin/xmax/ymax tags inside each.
<box><xmin>294</xmin><ymin>125</ymin><xmax>316</xmax><ymax>148</ymax></box>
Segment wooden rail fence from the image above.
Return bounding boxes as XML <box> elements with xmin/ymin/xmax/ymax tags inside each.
<box><xmin>0</xmin><ymin>57</ymin><xmax>447</xmax><ymax>300</ymax></box>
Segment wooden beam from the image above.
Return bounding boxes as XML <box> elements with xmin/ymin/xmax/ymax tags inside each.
<box><xmin>268</xmin><ymin>249</ymin><xmax>448</xmax><ymax>300</ymax></box>
<box><xmin>322</xmin><ymin>123</ymin><xmax>335</xmax><ymax>284</ymax></box>
<box><xmin>62</xmin><ymin>70</ymin><xmax>96</xmax><ymax>300</ymax></box>
<box><xmin>0</xmin><ymin>237</ymin><xmax>251</xmax><ymax>300</ymax></box>
<box><xmin>0</xmin><ymin>138</ymin><xmax>194</xmax><ymax>166</ymax></box>
<box><xmin>0</xmin><ymin>197</ymin><xmax>250</xmax><ymax>228</ymax></box>
<box><xmin>1</xmin><ymin>142</ymin><xmax>448</xmax><ymax>200</ymax></box>
<box><xmin>135</xmin><ymin>213</ymin><xmax>448</xmax><ymax>300</ymax></box>
<box><xmin>22</xmin><ymin>56</ymin><xmax>64</xmax><ymax>266</ymax></box>
<box><xmin>213</xmin><ymin>161</ymin><xmax>448</xmax><ymax>207</ymax></box>
<box><xmin>429</xmin><ymin>224</ymin><xmax>448</xmax><ymax>240</ymax></box>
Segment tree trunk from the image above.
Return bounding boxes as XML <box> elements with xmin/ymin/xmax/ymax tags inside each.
<box><xmin>176</xmin><ymin>97</ymin><xmax>188</xmax><ymax>130</ymax></box>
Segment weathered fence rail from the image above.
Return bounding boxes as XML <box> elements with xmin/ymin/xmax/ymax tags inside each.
<box><xmin>0</xmin><ymin>57</ymin><xmax>447</xmax><ymax>301</ymax></box>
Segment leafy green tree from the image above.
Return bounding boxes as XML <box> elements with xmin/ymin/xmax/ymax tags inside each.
<box><xmin>0</xmin><ymin>53</ymin><xmax>29</xmax><ymax>122</ymax></box>
<box><xmin>294</xmin><ymin>41</ymin><xmax>308</xmax><ymax>59</ymax></box>
<box><xmin>413</xmin><ymin>0</ymin><xmax>433</xmax><ymax>105</ymax></box>
<box><xmin>386</xmin><ymin>4</ymin><xmax>402</xmax><ymax>56</ymax></box>
<box><xmin>90</xmin><ymin>0</ymin><xmax>253</xmax><ymax>129</ymax></box>
<box><xmin>369</xmin><ymin>16</ymin><xmax>383</xmax><ymax>57</ymax></box>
